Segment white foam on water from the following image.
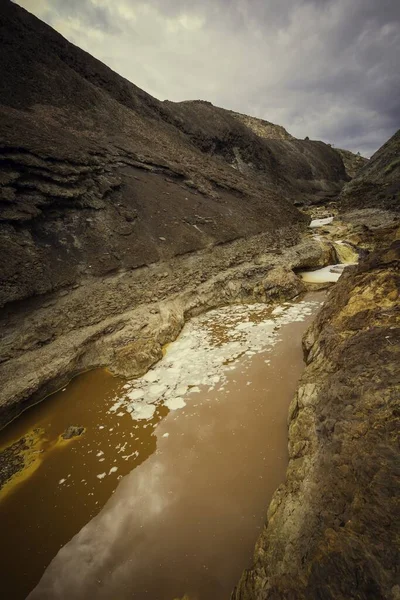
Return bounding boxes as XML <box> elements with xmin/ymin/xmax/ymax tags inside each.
<box><xmin>96</xmin><ymin>473</ymin><xmax>106</xmax><ymax>480</ymax></box>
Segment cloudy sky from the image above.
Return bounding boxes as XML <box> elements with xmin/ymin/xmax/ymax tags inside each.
<box><xmin>17</xmin><ymin>0</ymin><xmax>400</xmax><ymax>157</ymax></box>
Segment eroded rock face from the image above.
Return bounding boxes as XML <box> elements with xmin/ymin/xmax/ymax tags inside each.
<box><xmin>111</xmin><ymin>339</ymin><xmax>164</xmax><ymax>379</ymax></box>
<box><xmin>233</xmin><ymin>241</ymin><xmax>400</xmax><ymax>600</ymax></box>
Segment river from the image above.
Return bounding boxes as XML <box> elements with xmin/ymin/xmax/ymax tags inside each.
<box><xmin>0</xmin><ymin>293</ymin><xmax>325</xmax><ymax>600</ymax></box>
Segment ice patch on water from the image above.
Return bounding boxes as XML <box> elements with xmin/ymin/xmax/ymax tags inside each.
<box><xmin>309</xmin><ymin>217</ymin><xmax>334</xmax><ymax>228</ymax></box>
<box><xmin>165</xmin><ymin>397</ymin><xmax>186</xmax><ymax>411</ymax></box>
<box><xmin>299</xmin><ymin>264</ymin><xmax>354</xmax><ymax>283</ymax></box>
<box><xmin>129</xmin><ymin>403</ymin><xmax>156</xmax><ymax>421</ymax></box>
<box><xmin>109</xmin><ymin>299</ymin><xmax>320</xmax><ymax>420</ymax></box>
<box><xmin>127</xmin><ymin>389</ymin><xmax>144</xmax><ymax>401</ymax></box>
<box><xmin>143</xmin><ymin>371</ymin><xmax>159</xmax><ymax>383</ymax></box>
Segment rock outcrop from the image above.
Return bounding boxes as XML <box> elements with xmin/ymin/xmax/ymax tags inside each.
<box><xmin>233</xmin><ymin>238</ymin><xmax>400</xmax><ymax>600</ymax></box>
<box><xmin>0</xmin><ymin>232</ymin><xmax>336</xmax><ymax>429</ymax></box>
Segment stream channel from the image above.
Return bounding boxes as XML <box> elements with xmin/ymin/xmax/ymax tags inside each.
<box><xmin>0</xmin><ymin>218</ymin><xmax>356</xmax><ymax>600</ymax></box>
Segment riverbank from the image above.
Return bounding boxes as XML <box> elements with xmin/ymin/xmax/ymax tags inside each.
<box><xmin>233</xmin><ymin>237</ymin><xmax>400</xmax><ymax>600</ymax></box>
<box><xmin>1</xmin><ymin>225</ymin><xmax>337</xmax><ymax>431</ymax></box>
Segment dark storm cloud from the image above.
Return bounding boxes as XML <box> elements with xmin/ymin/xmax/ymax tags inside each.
<box><xmin>16</xmin><ymin>0</ymin><xmax>400</xmax><ymax>156</ymax></box>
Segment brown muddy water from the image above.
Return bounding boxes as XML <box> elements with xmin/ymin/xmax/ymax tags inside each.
<box><xmin>0</xmin><ymin>293</ymin><xmax>324</xmax><ymax>600</ymax></box>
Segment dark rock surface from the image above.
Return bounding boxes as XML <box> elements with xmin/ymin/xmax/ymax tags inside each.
<box><xmin>340</xmin><ymin>129</ymin><xmax>400</xmax><ymax>212</ymax></box>
<box><xmin>232</xmin><ymin>239</ymin><xmax>400</xmax><ymax>600</ymax></box>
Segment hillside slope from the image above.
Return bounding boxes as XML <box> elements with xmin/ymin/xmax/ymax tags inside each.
<box><xmin>0</xmin><ymin>0</ymin><xmax>352</xmax><ymax>308</ymax></box>
<box><xmin>339</xmin><ymin>129</ymin><xmax>400</xmax><ymax>211</ymax></box>
<box><xmin>164</xmin><ymin>100</ymin><xmax>348</xmax><ymax>205</ymax></box>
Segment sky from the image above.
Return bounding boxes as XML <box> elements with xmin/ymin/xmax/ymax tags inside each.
<box><xmin>16</xmin><ymin>0</ymin><xmax>400</xmax><ymax>157</ymax></box>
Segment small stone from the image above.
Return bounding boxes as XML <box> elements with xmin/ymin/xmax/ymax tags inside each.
<box><xmin>61</xmin><ymin>425</ymin><xmax>85</xmax><ymax>440</ymax></box>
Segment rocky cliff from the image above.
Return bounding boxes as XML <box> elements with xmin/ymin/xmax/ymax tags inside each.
<box><xmin>233</xmin><ymin>235</ymin><xmax>400</xmax><ymax>600</ymax></box>
<box><xmin>335</xmin><ymin>148</ymin><xmax>369</xmax><ymax>179</ymax></box>
<box><xmin>340</xmin><ymin>129</ymin><xmax>400</xmax><ymax>212</ymax></box>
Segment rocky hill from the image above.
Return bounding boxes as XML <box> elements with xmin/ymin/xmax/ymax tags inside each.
<box><xmin>163</xmin><ymin>99</ymin><xmax>348</xmax><ymax>206</ymax></box>
<box><xmin>340</xmin><ymin>129</ymin><xmax>400</xmax><ymax>211</ymax></box>
<box><xmin>335</xmin><ymin>148</ymin><xmax>369</xmax><ymax>178</ymax></box>
<box><xmin>0</xmin><ymin>0</ymin><xmax>351</xmax><ymax>312</ymax></box>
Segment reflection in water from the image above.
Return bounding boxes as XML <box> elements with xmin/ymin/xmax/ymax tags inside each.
<box><xmin>0</xmin><ymin>372</ymin><xmax>167</xmax><ymax>600</ymax></box>
<box><xmin>24</xmin><ymin>293</ymin><xmax>323</xmax><ymax>600</ymax></box>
